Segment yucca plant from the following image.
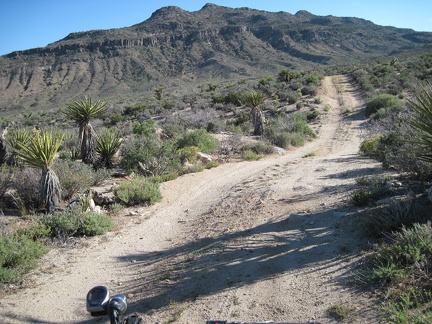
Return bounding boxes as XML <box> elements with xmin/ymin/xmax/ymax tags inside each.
<box><xmin>63</xmin><ymin>97</ymin><xmax>108</xmax><ymax>165</ymax></box>
<box><xmin>243</xmin><ymin>92</ymin><xmax>266</xmax><ymax>136</ymax></box>
<box><xmin>5</xmin><ymin>128</ymin><xmax>32</xmax><ymax>166</ymax></box>
<box><xmin>14</xmin><ymin>129</ymin><xmax>64</xmax><ymax>213</ymax></box>
<box><xmin>407</xmin><ymin>82</ymin><xmax>432</xmax><ymax>164</ymax></box>
<box><xmin>95</xmin><ymin>129</ymin><xmax>122</xmax><ymax>168</ymax></box>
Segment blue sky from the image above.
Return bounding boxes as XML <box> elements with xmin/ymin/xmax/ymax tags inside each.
<box><xmin>1</xmin><ymin>0</ymin><xmax>432</xmax><ymax>56</ymax></box>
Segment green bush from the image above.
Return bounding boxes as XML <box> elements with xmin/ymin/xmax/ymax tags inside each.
<box><xmin>15</xmin><ymin>222</ymin><xmax>50</xmax><ymax>240</ymax></box>
<box><xmin>242</xmin><ymin>150</ymin><xmax>261</xmax><ymax>161</ymax></box>
<box><xmin>240</xmin><ymin>141</ymin><xmax>274</xmax><ymax>155</ymax></box>
<box><xmin>306</xmin><ymin>109</ymin><xmax>321</xmax><ymax>121</ymax></box>
<box><xmin>120</xmin><ymin>134</ymin><xmax>180</xmax><ymax>176</ymax></box>
<box><xmin>359</xmin><ymin>134</ymin><xmax>382</xmax><ymax>156</ymax></box>
<box><xmin>114</xmin><ymin>176</ymin><xmax>162</xmax><ymax>206</ymax></box>
<box><xmin>0</xmin><ymin>234</ymin><xmax>48</xmax><ymax>284</ymax></box>
<box><xmin>363</xmin><ymin>222</ymin><xmax>432</xmax><ymax>322</ymax></box>
<box><xmin>176</xmin><ymin>129</ymin><xmax>218</xmax><ymax>154</ymax></box>
<box><xmin>351</xmin><ymin>188</ymin><xmax>372</xmax><ymax>206</ymax></box>
<box><xmin>365</xmin><ymin>94</ymin><xmax>402</xmax><ymax>117</ymax></box>
<box><xmin>81</xmin><ymin>213</ymin><xmax>114</xmax><ymax>236</ymax></box>
<box><xmin>40</xmin><ymin>210</ymin><xmax>113</xmax><ymax>241</ymax></box>
<box><xmin>265</xmin><ymin>113</ymin><xmax>316</xmax><ymax>148</ymax></box>
<box><xmin>176</xmin><ymin>146</ymin><xmax>200</xmax><ymax>163</ymax></box>
<box><xmin>132</xmin><ymin>120</ymin><xmax>156</xmax><ymax>136</ymax></box>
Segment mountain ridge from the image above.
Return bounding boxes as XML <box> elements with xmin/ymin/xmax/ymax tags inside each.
<box><xmin>1</xmin><ymin>3</ymin><xmax>432</xmax><ymax>113</ymax></box>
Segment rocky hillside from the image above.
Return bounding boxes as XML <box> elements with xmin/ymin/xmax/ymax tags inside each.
<box><xmin>1</xmin><ymin>3</ymin><xmax>432</xmax><ymax>113</ymax></box>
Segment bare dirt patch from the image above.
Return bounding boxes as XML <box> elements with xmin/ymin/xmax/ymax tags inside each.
<box><xmin>0</xmin><ymin>75</ymin><xmax>387</xmax><ymax>323</ymax></box>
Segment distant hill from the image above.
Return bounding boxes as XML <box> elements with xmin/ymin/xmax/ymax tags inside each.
<box><xmin>1</xmin><ymin>3</ymin><xmax>432</xmax><ymax>114</ymax></box>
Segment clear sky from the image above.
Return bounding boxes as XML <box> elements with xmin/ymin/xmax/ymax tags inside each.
<box><xmin>1</xmin><ymin>0</ymin><xmax>432</xmax><ymax>56</ymax></box>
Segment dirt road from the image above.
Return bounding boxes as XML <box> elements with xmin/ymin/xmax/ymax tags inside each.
<box><xmin>0</xmin><ymin>75</ymin><xmax>385</xmax><ymax>323</ymax></box>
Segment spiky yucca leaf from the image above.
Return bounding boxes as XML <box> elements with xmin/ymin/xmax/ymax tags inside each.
<box><xmin>243</xmin><ymin>92</ymin><xmax>265</xmax><ymax>108</ymax></box>
<box><xmin>95</xmin><ymin>129</ymin><xmax>122</xmax><ymax>168</ymax></box>
<box><xmin>63</xmin><ymin>97</ymin><xmax>108</xmax><ymax>125</ymax></box>
<box><xmin>5</xmin><ymin>128</ymin><xmax>32</xmax><ymax>150</ymax></box>
<box><xmin>14</xmin><ymin>130</ymin><xmax>64</xmax><ymax>169</ymax></box>
<box><xmin>407</xmin><ymin>82</ymin><xmax>432</xmax><ymax>163</ymax></box>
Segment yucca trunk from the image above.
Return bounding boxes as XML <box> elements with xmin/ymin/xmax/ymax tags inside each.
<box><xmin>40</xmin><ymin>167</ymin><xmax>61</xmax><ymax>214</ymax></box>
<box><xmin>252</xmin><ymin>107</ymin><xmax>265</xmax><ymax>136</ymax></box>
<box><xmin>80</xmin><ymin>123</ymin><xmax>96</xmax><ymax>165</ymax></box>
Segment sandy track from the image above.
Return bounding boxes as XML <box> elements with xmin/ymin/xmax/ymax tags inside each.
<box><xmin>0</xmin><ymin>75</ymin><xmax>385</xmax><ymax>323</ymax></box>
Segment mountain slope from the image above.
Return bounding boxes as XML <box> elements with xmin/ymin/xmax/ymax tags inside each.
<box><xmin>1</xmin><ymin>3</ymin><xmax>432</xmax><ymax>113</ymax></box>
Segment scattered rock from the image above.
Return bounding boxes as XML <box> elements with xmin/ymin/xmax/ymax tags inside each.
<box><xmin>197</xmin><ymin>152</ymin><xmax>212</xmax><ymax>163</ymax></box>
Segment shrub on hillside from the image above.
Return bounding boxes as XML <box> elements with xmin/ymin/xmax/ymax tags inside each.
<box><xmin>114</xmin><ymin>176</ymin><xmax>162</xmax><ymax>206</ymax></box>
<box><xmin>54</xmin><ymin>160</ymin><xmax>110</xmax><ymax>201</ymax></box>
<box><xmin>176</xmin><ymin>129</ymin><xmax>218</xmax><ymax>154</ymax></box>
<box><xmin>365</xmin><ymin>94</ymin><xmax>403</xmax><ymax>117</ymax></box>
<box><xmin>265</xmin><ymin>113</ymin><xmax>316</xmax><ymax>149</ymax></box>
<box><xmin>11</xmin><ymin>167</ymin><xmax>41</xmax><ymax>213</ymax></box>
<box><xmin>0</xmin><ymin>233</ymin><xmax>47</xmax><ymax>284</ymax></box>
<box><xmin>120</xmin><ymin>134</ymin><xmax>180</xmax><ymax>176</ymax></box>
<box><xmin>359</xmin><ymin>134</ymin><xmax>382</xmax><ymax>157</ymax></box>
<box><xmin>40</xmin><ymin>209</ymin><xmax>113</xmax><ymax>243</ymax></box>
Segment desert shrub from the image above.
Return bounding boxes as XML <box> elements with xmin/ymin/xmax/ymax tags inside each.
<box><xmin>114</xmin><ymin>176</ymin><xmax>162</xmax><ymax>206</ymax></box>
<box><xmin>365</xmin><ymin>94</ymin><xmax>403</xmax><ymax>117</ymax></box>
<box><xmin>306</xmin><ymin>109</ymin><xmax>321</xmax><ymax>121</ymax></box>
<box><xmin>383</xmin><ymin>289</ymin><xmax>432</xmax><ymax>323</ymax></box>
<box><xmin>351</xmin><ymin>175</ymin><xmax>390</xmax><ymax>207</ymax></box>
<box><xmin>11</xmin><ymin>167</ymin><xmax>41</xmax><ymax>213</ymax></box>
<box><xmin>242</xmin><ymin>150</ymin><xmax>261</xmax><ymax>161</ymax></box>
<box><xmin>212</xmin><ymin>91</ymin><xmax>243</xmax><ymax>106</ymax></box>
<box><xmin>304</xmin><ymin>72</ymin><xmax>324</xmax><ymax>85</ymax></box>
<box><xmin>80</xmin><ymin>213</ymin><xmax>114</xmax><ymax>236</ymax></box>
<box><xmin>241</xmin><ymin>141</ymin><xmax>274</xmax><ymax>155</ymax></box>
<box><xmin>15</xmin><ymin>222</ymin><xmax>51</xmax><ymax>241</ymax></box>
<box><xmin>123</xmin><ymin>103</ymin><xmax>147</xmax><ymax>117</ymax></box>
<box><xmin>265</xmin><ymin>113</ymin><xmax>316</xmax><ymax>149</ymax></box>
<box><xmin>327</xmin><ymin>305</ymin><xmax>354</xmax><ymax>321</ymax></box>
<box><xmin>286</xmin><ymin>91</ymin><xmax>300</xmax><ymax>104</ymax></box>
<box><xmin>40</xmin><ymin>210</ymin><xmax>113</xmax><ymax>242</ymax></box>
<box><xmin>173</xmin><ymin>108</ymin><xmax>225</xmax><ymax>133</ymax></box>
<box><xmin>179</xmin><ymin>165</ymin><xmax>205</xmax><ymax>175</ymax></box>
<box><xmin>120</xmin><ymin>134</ymin><xmax>180</xmax><ymax>176</ymax></box>
<box><xmin>149</xmin><ymin>172</ymin><xmax>179</xmax><ymax>184</ymax></box>
<box><xmin>176</xmin><ymin>146</ymin><xmax>200</xmax><ymax>163</ymax></box>
<box><xmin>359</xmin><ymin>198</ymin><xmax>417</xmax><ymax>237</ymax></box>
<box><xmin>0</xmin><ymin>233</ymin><xmax>48</xmax><ymax>284</ymax></box>
<box><xmin>176</xmin><ymin>129</ymin><xmax>218</xmax><ymax>154</ymax></box>
<box><xmin>132</xmin><ymin>119</ymin><xmax>156</xmax><ymax>136</ymax></box>
<box><xmin>359</xmin><ymin>134</ymin><xmax>382</xmax><ymax>157</ymax></box>
<box><xmin>301</xmin><ymin>85</ymin><xmax>318</xmax><ymax>96</ymax></box>
<box><xmin>358</xmin><ymin>222</ymin><xmax>432</xmax><ymax>322</ymax></box>
<box><xmin>374</xmin><ymin>123</ymin><xmax>432</xmax><ymax>179</ymax></box>
<box><xmin>368</xmin><ymin>223</ymin><xmax>432</xmax><ymax>285</ymax></box>
<box><xmin>351</xmin><ymin>188</ymin><xmax>372</xmax><ymax>206</ymax></box>
<box><xmin>54</xmin><ymin>160</ymin><xmax>97</xmax><ymax>201</ymax></box>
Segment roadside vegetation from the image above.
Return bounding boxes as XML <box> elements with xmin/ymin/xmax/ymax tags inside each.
<box><xmin>340</xmin><ymin>53</ymin><xmax>432</xmax><ymax>322</ymax></box>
